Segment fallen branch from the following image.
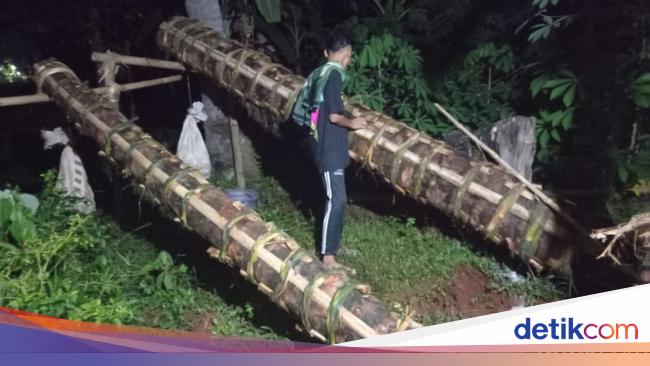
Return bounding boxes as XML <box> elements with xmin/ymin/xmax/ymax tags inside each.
<box><xmin>592</xmin><ymin>213</ymin><xmax>650</xmax><ymax>265</ymax></box>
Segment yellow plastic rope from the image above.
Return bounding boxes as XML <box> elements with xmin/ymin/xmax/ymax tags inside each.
<box><xmin>246</xmin><ymin>224</ymin><xmax>284</xmax><ymax>284</ymax></box>
<box><xmin>389</xmin><ymin>132</ymin><xmax>421</xmax><ymax>187</ymax></box>
<box><xmin>272</xmin><ymin>248</ymin><xmax>310</xmax><ymax>302</ymax></box>
<box><xmin>484</xmin><ymin>184</ymin><xmax>526</xmax><ymax>242</ymax></box>
<box><xmin>326</xmin><ymin>278</ymin><xmax>360</xmax><ymax>344</ymax></box>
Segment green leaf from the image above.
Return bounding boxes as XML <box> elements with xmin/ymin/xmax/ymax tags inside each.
<box><xmin>561</xmin><ymin>110</ymin><xmax>573</xmax><ymax>130</ymax></box>
<box><xmin>8</xmin><ymin>213</ymin><xmax>36</xmax><ymax>242</ymax></box>
<box><xmin>255</xmin><ymin>0</ymin><xmax>281</xmax><ymax>23</ymax></box>
<box><xmin>0</xmin><ymin>242</ymin><xmax>18</xmax><ymax>252</ymax></box>
<box><xmin>540</xmin><ymin>130</ymin><xmax>550</xmax><ymax>148</ymax></box>
<box><xmin>633</xmin><ymin>92</ymin><xmax>650</xmax><ymax>108</ymax></box>
<box><xmin>17</xmin><ymin>193</ymin><xmax>39</xmax><ymax>214</ymax></box>
<box><xmin>0</xmin><ymin>198</ymin><xmax>14</xmax><ymax>227</ymax></box>
<box><xmin>543</xmin><ymin>78</ymin><xmax>571</xmax><ymax>90</ymax></box>
<box><xmin>551</xmin><ymin>129</ymin><xmax>561</xmax><ymax>142</ymax></box>
<box><xmin>550</xmin><ymin>110</ymin><xmax>564</xmax><ymax>126</ymax></box>
<box><xmin>618</xmin><ymin>165</ymin><xmax>629</xmax><ymax>183</ymax></box>
<box><xmin>162</xmin><ymin>273</ymin><xmax>174</xmax><ymax>290</ymax></box>
<box><xmin>558</xmin><ymin>69</ymin><xmax>576</xmax><ymax>79</ymax></box>
<box><xmin>550</xmin><ymin>82</ymin><xmax>572</xmax><ymax>100</ymax></box>
<box><xmin>634</xmin><ymin>73</ymin><xmax>650</xmax><ymax>85</ymax></box>
<box><xmin>530</xmin><ymin>77</ymin><xmax>546</xmax><ymax>97</ymax></box>
<box><xmin>563</xmin><ymin>85</ymin><xmax>576</xmax><ymax>107</ymax></box>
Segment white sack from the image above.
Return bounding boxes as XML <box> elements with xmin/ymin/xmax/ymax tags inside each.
<box><xmin>177</xmin><ymin>101</ymin><xmax>211</xmax><ymax>177</ymax></box>
<box><xmin>56</xmin><ymin>146</ymin><xmax>96</xmax><ymax>214</ymax></box>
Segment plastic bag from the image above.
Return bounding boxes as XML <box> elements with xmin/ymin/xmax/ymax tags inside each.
<box><xmin>177</xmin><ymin>101</ymin><xmax>212</xmax><ymax>177</ymax></box>
<box><xmin>56</xmin><ymin>146</ymin><xmax>96</xmax><ymax>214</ymax></box>
<box><xmin>41</xmin><ymin>127</ymin><xmax>69</xmax><ymax>150</ymax></box>
<box><xmin>41</xmin><ymin>128</ymin><xmax>96</xmax><ymax>214</ymax></box>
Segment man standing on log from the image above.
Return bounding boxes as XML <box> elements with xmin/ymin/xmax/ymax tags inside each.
<box><xmin>308</xmin><ymin>32</ymin><xmax>368</xmax><ymax>271</ymax></box>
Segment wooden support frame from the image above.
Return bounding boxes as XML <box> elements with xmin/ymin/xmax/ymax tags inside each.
<box><xmin>0</xmin><ymin>75</ymin><xmax>183</xmax><ymax>108</ymax></box>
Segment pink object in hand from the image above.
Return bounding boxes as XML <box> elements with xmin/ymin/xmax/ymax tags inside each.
<box><xmin>310</xmin><ymin>108</ymin><xmax>319</xmax><ymax>125</ymax></box>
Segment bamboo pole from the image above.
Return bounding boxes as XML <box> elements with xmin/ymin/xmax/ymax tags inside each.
<box><xmin>33</xmin><ymin>58</ymin><xmax>415</xmax><ymax>343</ymax></box>
<box><xmin>92</xmin><ymin>51</ymin><xmax>186</xmax><ymax>71</ymax></box>
<box><xmin>0</xmin><ymin>75</ymin><xmax>183</xmax><ymax>108</ymax></box>
<box><xmin>156</xmin><ymin>16</ymin><xmax>592</xmax><ymax>275</ymax></box>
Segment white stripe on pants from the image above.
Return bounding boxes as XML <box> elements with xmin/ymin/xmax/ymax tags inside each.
<box><xmin>321</xmin><ymin>171</ymin><xmax>332</xmax><ymax>254</ymax></box>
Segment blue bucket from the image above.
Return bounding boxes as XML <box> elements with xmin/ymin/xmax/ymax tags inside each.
<box><xmin>225</xmin><ymin>188</ymin><xmax>260</xmax><ymax>209</ymax></box>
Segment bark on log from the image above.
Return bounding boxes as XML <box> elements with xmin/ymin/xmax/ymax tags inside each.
<box><xmin>156</xmin><ymin>16</ymin><xmax>588</xmax><ymax>274</ymax></box>
<box><xmin>33</xmin><ymin>59</ymin><xmax>414</xmax><ymax>344</ymax></box>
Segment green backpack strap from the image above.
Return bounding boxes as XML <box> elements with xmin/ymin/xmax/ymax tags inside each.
<box><xmin>291</xmin><ymin>62</ymin><xmax>345</xmax><ymax>127</ymax></box>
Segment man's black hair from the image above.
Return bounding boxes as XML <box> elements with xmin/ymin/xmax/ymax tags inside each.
<box><xmin>324</xmin><ymin>30</ymin><xmax>351</xmax><ymax>53</ymax></box>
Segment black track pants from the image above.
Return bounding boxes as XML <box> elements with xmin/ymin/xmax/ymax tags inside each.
<box><xmin>320</xmin><ymin>169</ymin><xmax>346</xmax><ymax>255</ymax></box>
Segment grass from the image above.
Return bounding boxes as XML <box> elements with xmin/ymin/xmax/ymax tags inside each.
<box><xmin>0</xmin><ymin>167</ymin><xmax>564</xmax><ymax>338</ymax></box>
<box><xmin>248</xmin><ymin>174</ymin><xmax>564</xmax><ymax>324</ymax></box>
<box><xmin>0</xmin><ymin>171</ymin><xmax>283</xmax><ymax>339</ymax></box>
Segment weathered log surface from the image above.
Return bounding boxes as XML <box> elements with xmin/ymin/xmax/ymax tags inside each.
<box><xmin>33</xmin><ymin>59</ymin><xmax>413</xmax><ymax>344</ymax></box>
<box><xmin>156</xmin><ymin>16</ymin><xmax>585</xmax><ymax>274</ymax></box>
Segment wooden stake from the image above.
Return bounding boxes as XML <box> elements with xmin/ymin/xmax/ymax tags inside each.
<box><xmin>229</xmin><ymin>117</ymin><xmax>246</xmax><ymax>189</ymax></box>
<box><xmin>434</xmin><ymin>103</ymin><xmax>592</xmax><ymax>239</ymax></box>
<box><xmin>92</xmin><ymin>51</ymin><xmax>186</xmax><ymax>71</ymax></box>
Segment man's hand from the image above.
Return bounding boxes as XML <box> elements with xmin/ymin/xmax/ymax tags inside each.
<box><xmin>330</xmin><ymin>113</ymin><xmax>368</xmax><ymax>130</ymax></box>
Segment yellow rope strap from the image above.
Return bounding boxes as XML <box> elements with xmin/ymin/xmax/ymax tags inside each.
<box><xmin>484</xmin><ymin>184</ymin><xmax>526</xmax><ymax>242</ymax></box>
<box><xmin>363</xmin><ymin>122</ymin><xmax>390</xmax><ymax>170</ymax></box>
<box><xmin>326</xmin><ymin>278</ymin><xmax>360</xmax><ymax>344</ymax></box>
<box><xmin>122</xmin><ymin>136</ymin><xmax>157</xmax><ymax>173</ymax></box>
<box><xmin>200</xmin><ymin>38</ymin><xmax>222</xmax><ymax>73</ymax></box>
<box><xmin>247</xmin><ymin>62</ymin><xmax>280</xmax><ymax>100</ymax></box>
<box><xmin>389</xmin><ymin>132</ymin><xmax>421</xmax><ymax>189</ymax></box>
<box><xmin>63</xmin><ymin>84</ymin><xmax>88</xmax><ymax>105</ymax></box>
<box><xmin>217</xmin><ymin>48</ymin><xmax>246</xmax><ymax>84</ymax></box>
<box><xmin>450</xmin><ymin>162</ymin><xmax>488</xmax><ymax>219</ymax></box>
<box><xmin>176</xmin><ymin>24</ymin><xmax>205</xmax><ymax>61</ymax></box>
<box><xmin>173</xmin><ymin>20</ymin><xmax>202</xmax><ymax>51</ymax></box>
<box><xmin>35</xmin><ymin>66</ymin><xmax>78</xmax><ymax>91</ymax></box>
<box><xmin>142</xmin><ymin>154</ymin><xmax>169</xmax><ymax>187</ymax></box>
<box><xmin>162</xmin><ymin>166</ymin><xmax>201</xmax><ymax>201</ymax></box>
<box><xmin>246</xmin><ymin>223</ymin><xmax>285</xmax><ymax>285</ymax></box>
<box><xmin>301</xmin><ymin>270</ymin><xmax>348</xmax><ymax>336</ymax></box>
<box><xmin>281</xmin><ymin>77</ymin><xmax>304</xmax><ymax>121</ymax></box>
<box><xmin>519</xmin><ymin>200</ymin><xmax>549</xmax><ymax>262</ymax></box>
<box><xmin>412</xmin><ymin>143</ymin><xmax>446</xmax><ymax>197</ymax></box>
<box><xmin>268</xmin><ymin>73</ymin><xmax>294</xmax><ymax>118</ymax></box>
<box><xmin>395</xmin><ymin>305</ymin><xmax>414</xmax><ymax>332</ymax></box>
<box><xmin>220</xmin><ymin>212</ymin><xmax>258</xmax><ymax>263</ymax></box>
<box><xmin>180</xmin><ymin>29</ymin><xmax>214</xmax><ymax>63</ymax></box>
<box><xmin>103</xmin><ymin>122</ymin><xmax>134</xmax><ymax>156</ymax></box>
<box><xmin>179</xmin><ymin>183</ymin><xmax>214</xmax><ymax>228</ymax></box>
<box><xmin>272</xmin><ymin>248</ymin><xmax>310</xmax><ymax>302</ymax></box>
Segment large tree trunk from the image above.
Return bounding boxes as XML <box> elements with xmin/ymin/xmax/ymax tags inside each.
<box><xmin>34</xmin><ymin>59</ymin><xmax>415</xmax><ymax>343</ymax></box>
<box><xmin>155</xmin><ymin>16</ymin><xmax>616</xmax><ymax>276</ymax></box>
<box><xmin>184</xmin><ymin>0</ymin><xmax>260</xmax><ymax>179</ymax></box>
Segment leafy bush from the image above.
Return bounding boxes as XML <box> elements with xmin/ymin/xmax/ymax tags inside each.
<box><xmin>345</xmin><ymin>33</ymin><xmax>440</xmax><ymax>133</ymax></box>
<box><xmin>433</xmin><ymin>42</ymin><xmax>517</xmax><ymax>133</ymax></box>
<box><xmin>0</xmin><ymin>171</ymin><xmax>281</xmax><ymax>338</ymax></box>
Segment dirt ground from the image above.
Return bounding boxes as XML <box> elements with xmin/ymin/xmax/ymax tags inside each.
<box><xmin>394</xmin><ymin>265</ymin><xmax>521</xmax><ymax>321</ymax></box>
